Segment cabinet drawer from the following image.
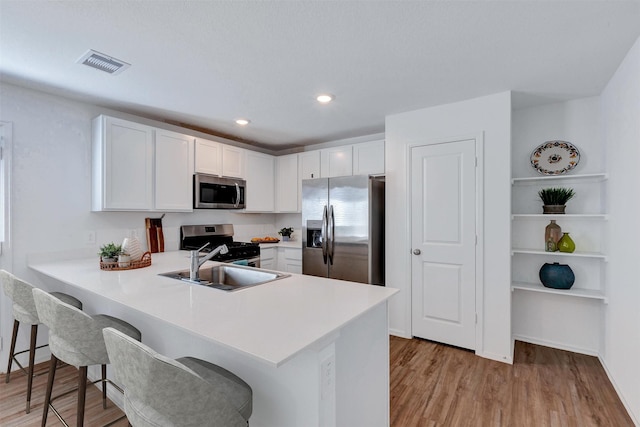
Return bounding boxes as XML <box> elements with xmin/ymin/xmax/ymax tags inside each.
<box><xmin>260</xmin><ymin>247</ymin><xmax>277</xmax><ymax>260</ymax></box>
<box><xmin>282</xmin><ymin>248</ymin><xmax>302</xmax><ymax>260</ymax></box>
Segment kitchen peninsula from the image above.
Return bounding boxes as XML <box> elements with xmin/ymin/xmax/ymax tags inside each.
<box><xmin>29</xmin><ymin>251</ymin><xmax>398</xmax><ymax>427</ymax></box>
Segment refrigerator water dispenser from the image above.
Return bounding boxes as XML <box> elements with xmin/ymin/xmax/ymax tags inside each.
<box><xmin>306</xmin><ymin>220</ymin><xmax>323</xmax><ymax>248</ymax></box>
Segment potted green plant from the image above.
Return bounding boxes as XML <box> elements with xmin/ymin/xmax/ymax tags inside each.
<box><xmin>538</xmin><ymin>187</ymin><xmax>575</xmax><ymax>214</ymax></box>
<box><xmin>278</xmin><ymin>227</ymin><xmax>294</xmax><ymax>241</ymax></box>
<box><xmin>99</xmin><ymin>242</ymin><xmax>122</xmax><ymax>263</ymax></box>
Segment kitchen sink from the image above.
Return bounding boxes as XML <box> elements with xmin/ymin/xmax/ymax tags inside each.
<box><xmin>159</xmin><ymin>264</ymin><xmax>290</xmax><ymax>292</ymax></box>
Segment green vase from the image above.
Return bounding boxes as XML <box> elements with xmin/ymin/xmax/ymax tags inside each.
<box><xmin>558</xmin><ymin>232</ymin><xmax>575</xmax><ymax>253</ymax></box>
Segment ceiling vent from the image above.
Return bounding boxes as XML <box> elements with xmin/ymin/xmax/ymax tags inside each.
<box><xmin>76</xmin><ymin>50</ymin><xmax>130</xmax><ymax>75</ymax></box>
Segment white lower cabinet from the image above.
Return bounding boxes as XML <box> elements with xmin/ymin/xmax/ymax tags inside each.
<box><xmin>259</xmin><ymin>247</ymin><xmax>277</xmax><ymax>270</ymax></box>
<box><xmin>277</xmin><ymin>247</ymin><xmax>302</xmax><ymax>274</ymax></box>
<box><xmin>260</xmin><ymin>246</ymin><xmax>302</xmax><ymax>274</ymax></box>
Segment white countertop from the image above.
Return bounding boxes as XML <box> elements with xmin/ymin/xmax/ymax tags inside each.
<box><xmin>29</xmin><ymin>251</ymin><xmax>396</xmax><ymax>367</ymax></box>
<box><xmin>257</xmin><ymin>240</ymin><xmax>301</xmax><ymax>249</ymax></box>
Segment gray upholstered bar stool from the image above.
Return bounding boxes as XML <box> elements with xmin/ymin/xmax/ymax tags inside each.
<box><xmin>103</xmin><ymin>327</ymin><xmax>253</xmax><ymax>427</ymax></box>
<box><xmin>32</xmin><ymin>288</ymin><xmax>141</xmax><ymax>427</ymax></box>
<box><xmin>0</xmin><ymin>269</ymin><xmax>83</xmax><ymax>414</ymax></box>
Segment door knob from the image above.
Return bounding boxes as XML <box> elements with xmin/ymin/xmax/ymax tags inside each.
<box><xmin>413</xmin><ymin>249</ymin><xmax>421</xmax><ymax>255</ymax></box>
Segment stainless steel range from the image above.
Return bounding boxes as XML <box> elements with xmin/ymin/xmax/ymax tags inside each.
<box><xmin>180</xmin><ymin>224</ymin><xmax>260</xmax><ymax>267</ymax></box>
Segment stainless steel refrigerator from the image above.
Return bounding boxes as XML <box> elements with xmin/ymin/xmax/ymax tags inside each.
<box><xmin>302</xmin><ymin>175</ymin><xmax>385</xmax><ymax>285</ymax></box>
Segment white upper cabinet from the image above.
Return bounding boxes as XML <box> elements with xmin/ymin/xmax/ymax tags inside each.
<box><xmin>221</xmin><ymin>145</ymin><xmax>246</xmax><ymax>179</ymax></box>
<box><xmin>353</xmin><ymin>140</ymin><xmax>384</xmax><ymax>175</ymax></box>
<box><xmin>276</xmin><ymin>154</ymin><xmax>299</xmax><ymax>212</ymax></box>
<box><xmin>155</xmin><ymin>129</ymin><xmax>194</xmax><ymax>211</ymax></box>
<box><xmin>320</xmin><ymin>145</ymin><xmax>353</xmax><ymax>178</ymax></box>
<box><xmin>298</xmin><ymin>151</ymin><xmax>321</xmax><ymax>211</ymax></box>
<box><xmin>195</xmin><ymin>138</ymin><xmax>246</xmax><ymax>180</ymax></box>
<box><xmin>92</xmin><ymin>116</ymin><xmax>154</xmax><ymax>211</ymax></box>
<box><xmin>298</xmin><ymin>151</ymin><xmax>321</xmax><ymax>180</ymax></box>
<box><xmin>245</xmin><ymin>151</ymin><xmax>275</xmax><ymax>212</ymax></box>
<box><xmin>194</xmin><ymin>138</ymin><xmax>221</xmax><ymax>175</ymax></box>
<box><xmin>92</xmin><ymin>115</ymin><xmax>194</xmax><ymax>212</ymax></box>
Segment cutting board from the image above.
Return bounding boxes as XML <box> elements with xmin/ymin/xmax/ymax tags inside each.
<box><xmin>145</xmin><ymin>217</ymin><xmax>164</xmax><ymax>253</ymax></box>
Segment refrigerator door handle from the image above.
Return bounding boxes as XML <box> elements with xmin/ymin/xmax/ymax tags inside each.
<box><xmin>321</xmin><ymin>205</ymin><xmax>328</xmax><ymax>264</ymax></box>
<box><xmin>328</xmin><ymin>204</ymin><xmax>335</xmax><ymax>264</ymax></box>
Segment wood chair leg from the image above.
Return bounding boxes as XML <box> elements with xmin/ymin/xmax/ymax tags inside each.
<box><xmin>42</xmin><ymin>355</ymin><xmax>58</xmax><ymax>427</ymax></box>
<box><xmin>102</xmin><ymin>364</ymin><xmax>108</xmax><ymax>409</ymax></box>
<box><xmin>5</xmin><ymin>319</ymin><xmax>19</xmax><ymax>383</ymax></box>
<box><xmin>78</xmin><ymin>366</ymin><xmax>88</xmax><ymax>427</ymax></box>
<box><xmin>26</xmin><ymin>324</ymin><xmax>38</xmax><ymax>413</ymax></box>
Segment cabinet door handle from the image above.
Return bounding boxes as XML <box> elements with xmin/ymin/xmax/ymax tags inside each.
<box><xmin>413</xmin><ymin>249</ymin><xmax>421</xmax><ymax>255</ymax></box>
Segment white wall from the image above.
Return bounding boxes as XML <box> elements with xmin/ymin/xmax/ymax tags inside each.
<box><xmin>0</xmin><ymin>83</ymin><xmax>278</xmax><ymax>370</ymax></box>
<box><xmin>385</xmin><ymin>92</ymin><xmax>512</xmax><ymax>362</ymax></box>
<box><xmin>511</xmin><ymin>97</ymin><xmax>606</xmax><ymax>355</ymax></box>
<box><xmin>511</xmin><ymin>97</ymin><xmax>604</xmax><ymax>177</ymax></box>
<box><xmin>601</xmin><ymin>36</ymin><xmax>640</xmax><ymax>423</ymax></box>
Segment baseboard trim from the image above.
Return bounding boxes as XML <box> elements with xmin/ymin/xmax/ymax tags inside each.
<box><xmin>513</xmin><ymin>334</ymin><xmax>599</xmax><ymax>357</ymax></box>
<box><xmin>476</xmin><ymin>350</ymin><xmax>513</xmax><ymax>365</ymax></box>
<box><xmin>598</xmin><ymin>355</ymin><xmax>639</xmax><ymax>426</ymax></box>
<box><xmin>388</xmin><ymin>328</ymin><xmax>411</xmax><ymax>339</ymax></box>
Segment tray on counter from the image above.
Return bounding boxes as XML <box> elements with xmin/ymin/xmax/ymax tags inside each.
<box><xmin>100</xmin><ymin>252</ymin><xmax>152</xmax><ymax>271</ymax></box>
<box><xmin>251</xmin><ymin>238</ymin><xmax>280</xmax><ymax>244</ymax></box>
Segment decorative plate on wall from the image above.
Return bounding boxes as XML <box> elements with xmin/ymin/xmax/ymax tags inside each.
<box><xmin>530</xmin><ymin>141</ymin><xmax>580</xmax><ymax>175</ymax></box>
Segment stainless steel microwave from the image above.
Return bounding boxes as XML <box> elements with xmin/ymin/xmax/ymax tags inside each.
<box><xmin>193</xmin><ymin>174</ymin><xmax>245</xmax><ymax>209</ymax></box>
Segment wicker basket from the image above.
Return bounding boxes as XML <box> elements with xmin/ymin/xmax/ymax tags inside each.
<box><xmin>100</xmin><ymin>252</ymin><xmax>152</xmax><ymax>271</ymax></box>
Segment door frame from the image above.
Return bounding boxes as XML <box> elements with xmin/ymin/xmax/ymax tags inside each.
<box><xmin>406</xmin><ymin>132</ymin><xmax>485</xmax><ymax>353</ymax></box>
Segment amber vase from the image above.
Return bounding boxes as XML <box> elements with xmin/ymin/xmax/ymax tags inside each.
<box><xmin>558</xmin><ymin>232</ymin><xmax>576</xmax><ymax>253</ymax></box>
<box><xmin>544</xmin><ymin>220</ymin><xmax>562</xmax><ymax>252</ymax></box>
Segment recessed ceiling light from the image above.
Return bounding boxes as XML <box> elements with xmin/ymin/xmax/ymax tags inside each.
<box><xmin>235</xmin><ymin>119</ymin><xmax>250</xmax><ymax>126</ymax></box>
<box><xmin>316</xmin><ymin>94</ymin><xmax>334</xmax><ymax>104</ymax></box>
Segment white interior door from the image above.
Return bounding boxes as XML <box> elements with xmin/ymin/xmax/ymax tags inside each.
<box><xmin>410</xmin><ymin>139</ymin><xmax>476</xmax><ymax>350</ymax></box>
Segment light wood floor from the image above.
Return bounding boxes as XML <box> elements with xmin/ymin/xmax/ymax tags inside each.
<box><xmin>1</xmin><ymin>339</ymin><xmax>633</xmax><ymax>426</ymax></box>
<box><xmin>391</xmin><ymin>337</ymin><xmax>634</xmax><ymax>427</ymax></box>
<box><xmin>0</xmin><ymin>361</ymin><xmax>127</xmax><ymax>427</ymax></box>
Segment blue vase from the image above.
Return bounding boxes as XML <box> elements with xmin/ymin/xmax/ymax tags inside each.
<box><xmin>539</xmin><ymin>262</ymin><xmax>575</xmax><ymax>289</ymax></box>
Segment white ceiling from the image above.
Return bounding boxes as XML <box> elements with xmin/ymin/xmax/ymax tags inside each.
<box><xmin>1</xmin><ymin>1</ymin><xmax>639</xmax><ymax>150</ymax></box>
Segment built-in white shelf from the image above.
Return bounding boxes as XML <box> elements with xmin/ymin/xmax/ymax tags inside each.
<box><xmin>511</xmin><ymin>173</ymin><xmax>608</xmax><ymax>184</ymax></box>
<box><xmin>511</xmin><ymin>248</ymin><xmax>608</xmax><ymax>261</ymax></box>
<box><xmin>512</xmin><ymin>214</ymin><xmax>608</xmax><ymax>220</ymax></box>
<box><xmin>511</xmin><ymin>282</ymin><xmax>607</xmax><ymax>303</ymax></box>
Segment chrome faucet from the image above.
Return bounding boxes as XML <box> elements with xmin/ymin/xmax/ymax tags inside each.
<box><xmin>189</xmin><ymin>242</ymin><xmax>229</xmax><ymax>281</ymax></box>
